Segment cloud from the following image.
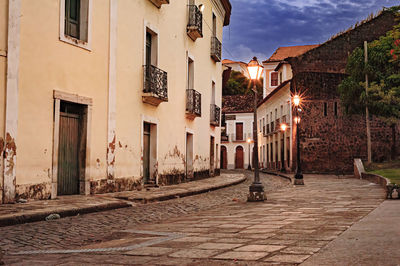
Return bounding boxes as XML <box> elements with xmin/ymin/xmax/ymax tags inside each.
<box><xmin>222</xmin><ymin>0</ymin><xmax>399</xmax><ymax>61</ymax></box>
<box><xmin>223</xmin><ymin>44</ymin><xmax>267</xmax><ymax>62</ymax></box>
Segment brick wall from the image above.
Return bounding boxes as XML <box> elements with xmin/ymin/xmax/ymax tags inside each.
<box><xmin>292</xmin><ymin>72</ymin><xmax>398</xmax><ymax>174</ymax></box>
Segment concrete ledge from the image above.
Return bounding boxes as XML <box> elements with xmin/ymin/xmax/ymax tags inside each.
<box><xmin>0</xmin><ymin>201</ymin><xmax>130</xmax><ymax>227</ymax></box>
<box><xmin>113</xmin><ymin>174</ymin><xmax>247</xmax><ymax>203</ymax></box>
<box><xmin>261</xmin><ymin>169</ymin><xmax>293</xmax><ymax>183</ymax></box>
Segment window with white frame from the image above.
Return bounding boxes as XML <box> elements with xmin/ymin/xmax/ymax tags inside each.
<box><xmin>60</xmin><ymin>0</ymin><xmax>91</xmax><ymax>49</ymax></box>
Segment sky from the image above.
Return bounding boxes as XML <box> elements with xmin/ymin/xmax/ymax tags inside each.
<box><xmin>222</xmin><ymin>0</ymin><xmax>400</xmax><ymax>62</ymax></box>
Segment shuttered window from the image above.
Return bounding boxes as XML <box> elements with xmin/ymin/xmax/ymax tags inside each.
<box><xmin>64</xmin><ymin>0</ymin><xmax>89</xmax><ymax>42</ymax></box>
<box><xmin>271</xmin><ymin>72</ymin><xmax>278</xmax><ymax>86</ymax></box>
<box><xmin>65</xmin><ymin>0</ymin><xmax>80</xmax><ymax>39</ymax></box>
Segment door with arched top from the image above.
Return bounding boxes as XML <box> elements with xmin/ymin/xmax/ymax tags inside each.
<box><xmin>220</xmin><ymin>146</ymin><xmax>227</xmax><ymax>169</ymax></box>
<box><xmin>235</xmin><ymin>146</ymin><xmax>244</xmax><ymax>169</ymax></box>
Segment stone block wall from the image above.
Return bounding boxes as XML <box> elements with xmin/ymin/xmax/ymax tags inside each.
<box><xmin>289</xmin><ymin>10</ymin><xmax>398</xmax><ymax>74</ymax></box>
<box><xmin>292</xmin><ymin>72</ymin><xmax>398</xmax><ymax>174</ymax></box>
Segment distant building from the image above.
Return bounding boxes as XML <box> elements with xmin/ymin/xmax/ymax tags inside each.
<box><xmin>222</xmin><ymin>59</ymin><xmax>250</xmax><ymax>78</ymax></box>
<box><xmin>221</xmin><ymin>95</ymin><xmax>255</xmax><ymax>169</ymax></box>
<box><xmin>257</xmin><ymin>8</ymin><xmax>400</xmax><ymax>174</ymax></box>
<box><xmin>257</xmin><ymin>45</ymin><xmax>318</xmax><ymax>171</ymax></box>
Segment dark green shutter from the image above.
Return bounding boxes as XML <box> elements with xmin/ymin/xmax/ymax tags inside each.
<box><xmin>65</xmin><ymin>0</ymin><xmax>80</xmax><ymax>39</ymax></box>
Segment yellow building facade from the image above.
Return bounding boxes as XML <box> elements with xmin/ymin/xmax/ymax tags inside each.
<box><xmin>0</xmin><ymin>0</ymin><xmax>231</xmax><ymax>203</ymax></box>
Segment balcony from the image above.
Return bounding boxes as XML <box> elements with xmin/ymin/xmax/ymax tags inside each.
<box><xmin>186</xmin><ymin>89</ymin><xmax>201</xmax><ymax>119</ymax></box>
<box><xmin>211</xmin><ymin>36</ymin><xmax>221</xmax><ymax>62</ymax></box>
<box><xmin>148</xmin><ymin>0</ymin><xmax>169</xmax><ymax>8</ymax></box>
<box><xmin>187</xmin><ymin>5</ymin><xmax>203</xmax><ymax>41</ymax></box>
<box><xmin>143</xmin><ymin>65</ymin><xmax>168</xmax><ymax>106</ymax></box>
<box><xmin>210</xmin><ymin>104</ymin><xmax>220</xmax><ymax>126</ymax></box>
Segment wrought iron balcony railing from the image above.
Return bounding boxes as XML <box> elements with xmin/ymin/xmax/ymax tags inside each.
<box><xmin>143</xmin><ymin>65</ymin><xmax>168</xmax><ymax>106</ymax></box>
<box><xmin>187</xmin><ymin>5</ymin><xmax>203</xmax><ymax>41</ymax></box>
<box><xmin>210</xmin><ymin>104</ymin><xmax>220</xmax><ymax>126</ymax></box>
<box><xmin>148</xmin><ymin>0</ymin><xmax>169</xmax><ymax>8</ymax></box>
<box><xmin>186</xmin><ymin>89</ymin><xmax>201</xmax><ymax>118</ymax></box>
<box><xmin>211</xmin><ymin>36</ymin><xmax>221</xmax><ymax>62</ymax></box>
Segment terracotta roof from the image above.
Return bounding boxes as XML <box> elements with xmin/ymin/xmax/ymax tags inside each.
<box><xmin>264</xmin><ymin>45</ymin><xmax>319</xmax><ymax>63</ymax></box>
<box><xmin>223</xmin><ymin>94</ymin><xmax>262</xmax><ymax>113</ymax></box>
<box><xmin>222</xmin><ymin>59</ymin><xmax>248</xmax><ymax>66</ymax></box>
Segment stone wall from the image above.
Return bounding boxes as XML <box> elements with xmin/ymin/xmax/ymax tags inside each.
<box><xmin>289</xmin><ymin>10</ymin><xmax>398</xmax><ymax>74</ymax></box>
<box><xmin>292</xmin><ymin>72</ymin><xmax>398</xmax><ymax>174</ymax></box>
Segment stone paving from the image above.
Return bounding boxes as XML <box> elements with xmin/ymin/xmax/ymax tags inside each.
<box><xmin>2</xmin><ymin>172</ymin><xmax>386</xmax><ymax>265</ymax></box>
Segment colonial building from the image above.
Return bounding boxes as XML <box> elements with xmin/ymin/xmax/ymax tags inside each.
<box><xmin>0</xmin><ymin>0</ymin><xmax>231</xmax><ymax>203</ymax></box>
<box><xmin>257</xmin><ymin>45</ymin><xmax>318</xmax><ymax>171</ymax></box>
<box><xmin>221</xmin><ymin>95</ymin><xmax>255</xmax><ymax>169</ymax></box>
<box><xmin>258</xmin><ymin>8</ymin><xmax>400</xmax><ymax>174</ymax></box>
<box><xmin>222</xmin><ymin>59</ymin><xmax>249</xmax><ymax>78</ymax></box>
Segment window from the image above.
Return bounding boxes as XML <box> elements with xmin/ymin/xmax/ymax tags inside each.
<box><xmin>324</xmin><ymin>102</ymin><xmax>328</xmax><ymax>116</ymax></box>
<box><xmin>259</xmin><ymin>119</ymin><xmax>262</xmax><ymax>132</ymax></box>
<box><xmin>236</xmin><ymin>123</ymin><xmax>243</xmax><ymax>141</ymax></box>
<box><xmin>145</xmin><ymin>28</ymin><xmax>158</xmax><ymax>67</ymax></box>
<box><xmin>280</xmin><ymin>105</ymin><xmax>283</xmax><ymax>117</ymax></box>
<box><xmin>334</xmin><ymin>102</ymin><xmax>338</xmax><ymax>117</ymax></box>
<box><xmin>188</xmin><ymin>57</ymin><xmax>194</xmax><ymax>90</ymax></box>
<box><xmin>275</xmin><ymin>108</ymin><xmax>277</xmax><ymax>120</ymax></box>
<box><xmin>262</xmin><ymin>118</ymin><xmax>265</xmax><ymax>134</ymax></box>
<box><xmin>60</xmin><ymin>0</ymin><xmax>91</xmax><ymax>49</ymax></box>
<box><xmin>212</xmin><ymin>13</ymin><xmax>217</xmax><ymax>37</ymax></box>
<box><xmin>279</xmin><ymin>72</ymin><xmax>283</xmax><ymax>84</ymax></box>
<box><xmin>271</xmin><ymin>72</ymin><xmax>278</xmax><ymax>86</ymax></box>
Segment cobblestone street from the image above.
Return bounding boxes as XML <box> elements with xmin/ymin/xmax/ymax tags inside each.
<box><xmin>1</xmin><ymin>171</ymin><xmax>387</xmax><ymax>265</ymax></box>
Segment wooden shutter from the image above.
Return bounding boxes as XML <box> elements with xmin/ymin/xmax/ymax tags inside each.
<box><xmin>236</xmin><ymin>123</ymin><xmax>243</xmax><ymax>141</ymax></box>
<box><xmin>65</xmin><ymin>0</ymin><xmax>80</xmax><ymax>39</ymax></box>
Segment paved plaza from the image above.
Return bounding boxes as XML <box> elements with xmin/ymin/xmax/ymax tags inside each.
<box><xmin>1</xmin><ymin>171</ymin><xmax>394</xmax><ymax>265</ymax></box>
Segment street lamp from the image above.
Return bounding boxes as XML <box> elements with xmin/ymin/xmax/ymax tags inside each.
<box><xmin>280</xmin><ymin>123</ymin><xmax>287</xmax><ymax>173</ymax></box>
<box><xmin>293</xmin><ymin>94</ymin><xmax>304</xmax><ymax>185</ymax></box>
<box><xmin>247</xmin><ymin>137</ymin><xmax>252</xmax><ymax>170</ymax></box>
<box><xmin>247</xmin><ymin>57</ymin><xmax>265</xmax><ymax>202</ymax></box>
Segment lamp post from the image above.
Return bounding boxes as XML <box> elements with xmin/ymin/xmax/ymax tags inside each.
<box><xmin>293</xmin><ymin>95</ymin><xmax>304</xmax><ymax>185</ymax></box>
<box><xmin>247</xmin><ymin>57</ymin><xmax>265</xmax><ymax>202</ymax></box>
<box><xmin>280</xmin><ymin>123</ymin><xmax>287</xmax><ymax>173</ymax></box>
<box><xmin>247</xmin><ymin>137</ymin><xmax>252</xmax><ymax>170</ymax></box>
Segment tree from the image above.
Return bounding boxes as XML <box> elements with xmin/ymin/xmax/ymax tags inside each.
<box><xmin>338</xmin><ymin>14</ymin><xmax>400</xmax><ymax>160</ymax></box>
<box><xmin>223</xmin><ymin>70</ymin><xmax>263</xmax><ymax>96</ymax></box>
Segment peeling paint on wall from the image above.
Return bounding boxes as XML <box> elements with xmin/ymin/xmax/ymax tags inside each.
<box><xmin>90</xmin><ymin>176</ymin><xmax>143</xmax><ymax>194</ymax></box>
<box><xmin>4</xmin><ymin>133</ymin><xmax>17</xmax><ymax>202</ymax></box>
<box><xmin>107</xmin><ymin>134</ymin><xmax>116</xmax><ymax>179</ymax></box>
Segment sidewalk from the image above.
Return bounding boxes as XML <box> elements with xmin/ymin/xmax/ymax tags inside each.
<box><xmin>0</xmin><ymin>173</ymin><xmax>246</xmax><ymax>227</ymax></box>
<box><xmin>301</xmin><ymin>200</ymin><xmax>400</xmax><ymax>266</ymax></box>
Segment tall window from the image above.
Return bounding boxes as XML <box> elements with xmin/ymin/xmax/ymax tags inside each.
<box><xmin>279</xmin><ymin>72</ymin><xmax>283</xmax><ymax>84</ymax></box>
<box><xmin>188</xmin><ymin>57</ymin><xmax>194</xmax><ymax>90</ymax></box>
<box><xmin>324</xmin><ymin>102</ymin><xmax>328</xmax><ymax>117</ymax></box>
<box><xmin>64</xmin><ymin>0</ymin><xmax>89</xmax><ymax>42</ymax></box>
<box><xmin>145</xmin><ymin>28</ymin><xmax>158</xmax><ymax>68</ymax></box>
<box><xmin>271</xmin><ymin>72</ymin><xmax>278</xmax><ymax>87</ymax></box>
<box><xmin>334</xmin><ymin>102</ymin><xmax>338</xmax><ymax>117</ymax></box>
<box><xmin>212</xmin><ymin>13</ymin><xmax>217</xmax><ymax>37</ymax></box>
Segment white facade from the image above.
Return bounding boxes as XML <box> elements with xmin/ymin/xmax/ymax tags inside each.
<box><xmin>221</xmin><ymin>112</ymin><xmax>254</xmax><ymax>169</ymax></box>
<box><xmin>257</xmin><ymin>61</ymin><xmax>294</xmax><ymax>170</ymax></box>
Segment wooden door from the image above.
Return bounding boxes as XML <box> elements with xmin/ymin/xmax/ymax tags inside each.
<box><xmin>210</xmin><ymin>136</ymin><xmax>215</xmax><ymax>174</ymax></box>
<box><xmin>143</xmin><ymin>123</ymin><xmax>151</xmax><ymax>183</ymax></box>
<box><xmin>236</xmin><ymin>123</ymin><xmax>243</xmax><ymax>141</ymax></box>
<box><xmin>235</xmin><ymin>146</ymin><xmax>244</xmax><ymax>169</ymax></box>
<box><xmin>220</xmin><ymin>146</ymin><xmax>227</xmax><ymax>169</ymax></box>
<box><xmin>58</xmin><ymin>112</ymin><xmax>80</xmax><ymax>195</ymax></box>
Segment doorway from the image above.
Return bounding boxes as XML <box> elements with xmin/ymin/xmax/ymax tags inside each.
<box><xmin>186</xmin><ymin>133</ymin><xmax>194</xmax><ymax>179</ymax></box>
<box><xmin>210</xmin><ymin>136</ymin><xmax>215</xmax><ymax>176</ymax></box>
<box><xmin>57</xmin><ymin>102</ymin><xmax>86</xmax><ymax>195</ymax></box>
<box><xmin>220</xmin><ymin>146</ymin><xmax>227</xmax><ymax>169</ymax></box>
<box><xmin>143</xmin><ymin>121</ymin><xmax>157</xmax><ymax>185</ymax></box>
<box><xmin>235</xmin><ymin>146</ymin><xmax>244</xmax><ymax>169</ymax></box>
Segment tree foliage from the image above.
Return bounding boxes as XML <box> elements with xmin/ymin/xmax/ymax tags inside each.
<box><xmin>338</xmin><ymin>16</ymin><xmax>400</xmax><ymax>126</ymax></box>
<box><xmin>223</xmin><ymin>70</ymin><xmax>263</xmax><ymax>96</ymax></box>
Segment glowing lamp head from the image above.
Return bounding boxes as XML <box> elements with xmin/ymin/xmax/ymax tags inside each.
<box><xmin>280</xmin><ymin>123</ymin><xmax>287</xmax><ymax>132</ymax></box>
<box><xmin>247</xmin><ymin>57</ymin><xmax>264</xmax><ymax>80</ymax></box>
<box><xmin>199</xmin><ymin>4</ymin><xmax>205</xmax><ymax>12</ymax></box>
<box><xmin>247</xmin><ymin>138</ymin><xmax>251</xmax><ymax>143</ymax></box>
<box><xmin>294</xmin><ymin>116</ymin><xmax>301</xmax><ymax>124</ymax></box>
<box><xmin>293</xmin><ymin>95</ymin><xmax>300</xmax><ymax>106</ymax></box>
